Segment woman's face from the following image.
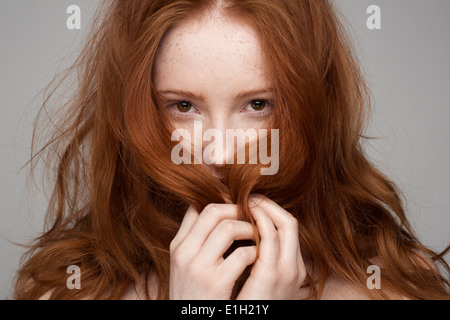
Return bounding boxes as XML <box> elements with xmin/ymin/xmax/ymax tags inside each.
<box><xmin>154</xmin><ymin>14</ymin><xmax>274</xmax><ymax>177</ymax></box>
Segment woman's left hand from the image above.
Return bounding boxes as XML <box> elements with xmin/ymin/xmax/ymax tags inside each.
<box><xmin>237</xmin><ymin>195</ymin><xmax>306</xmax><ymax>300</ymax></box>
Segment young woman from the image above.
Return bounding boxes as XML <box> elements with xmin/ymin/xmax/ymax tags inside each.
<box><xmin>14</xmin><ymin>0</ymin><xmax>449</xmax><ymax>300</ymax></box>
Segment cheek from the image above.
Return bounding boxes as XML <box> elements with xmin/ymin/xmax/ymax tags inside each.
<box><xmin>235</xmin><ymin>116</ymin><xmax>272</xmax><ymax>132</ymax></box>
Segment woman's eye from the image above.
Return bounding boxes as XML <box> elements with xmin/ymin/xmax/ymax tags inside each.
<box><xmin>250</xmin><ymin>100</ymin><xmax>267</xmax><ymax>111</ymax></box>
<box><xmin>176</xmin><ymin>101</ymin><xmax>193</xmax><ymax>113</ymax></box>
<box><xmin>165</xmin><ymin>100</ymin><xmax>200</xmax><ymax>118</ymax></box>
<box><xmin>243</xmin><ymin>99</ymin><xmax>272</xmax><ymax>115</ymax></box>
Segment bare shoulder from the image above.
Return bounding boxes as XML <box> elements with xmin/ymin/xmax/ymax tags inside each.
<box><xmin>320</xmin><ymin>275</ymin><xmax>373</xmax><ymax>300</ymax></box>
<box><xmin>319</xmin><ymin>250</ymin><xmax>440</xmax><ymax>300</ymax></box>
<box><xmin>308</xmin><ymin>270</ymin><xmax>404</xmax><ymax>300</ymax></box>
<box><xmin>38</xmin><ymin>272</ymin><xmax>158</xmax><ymax>300</ymax></box>
<box><xmin>40</xmin><ymin>250</ymin><xmax>441</xmax><ymax>300</ymax></box>
<box><xmin>293</xmin><ymin>260</ymin><xmax>374</xmax><ymax>300</ymax></box>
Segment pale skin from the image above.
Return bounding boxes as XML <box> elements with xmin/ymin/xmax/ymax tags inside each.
<box><xmin>154</xmin><ymin>11</ymin><xmax>274</xmax><ymax>178</ymax></box>
<box><xmin>169</xmin><ymin>198</ymin><xmax>305</xmax><ymax>299</ymax></box>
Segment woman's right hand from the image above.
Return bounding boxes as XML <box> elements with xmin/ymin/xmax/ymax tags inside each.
<box><xmin>169</xmin><ymin>204</ymin><xmax>257</xmax><ymax>300</ymax></box>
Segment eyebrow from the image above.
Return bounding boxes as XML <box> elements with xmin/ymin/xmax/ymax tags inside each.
<box><xmin>157</xmin><ymin>88</ymin><xmax>274</xmax><ymax>102</ymax></box>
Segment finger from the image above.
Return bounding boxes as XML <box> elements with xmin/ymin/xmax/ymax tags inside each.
<box><xmin>249</xmin><ymin>204</ymin><xmax>279</xmax><ymax>267</ymax></box>
<box><xmin>181</xmin><ymin>204</ymin><xmax>240</xmax><ymax>251</ymax></box>
<box><xmin>197</xmin><ymin>220</ymin><xmax>256</xmax><ymax>265</ymax></box>
<box><xmin>170</xmin><ymin>206</ymin><xmax>199</xmax><ymax>250</ymax></box>
<box><xmin>219</xmin><ymin>246</ymin><xmax>257</xmax><ymax>284</ymax></box>
<box><xmin>249</xmin><ymin>195</ymin><xmax>301</xmax><ymax>266</ymax></box>
<box><xmin>249</xmin><ymin>195</ymin><xmax>297</xmax><ymax>231</ymax></box>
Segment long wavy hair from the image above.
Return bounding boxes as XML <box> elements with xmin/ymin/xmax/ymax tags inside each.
<box><xmin>14</xmin><ymin>0</ymin><xmax>449</xmax><ymax>300</ymax></box>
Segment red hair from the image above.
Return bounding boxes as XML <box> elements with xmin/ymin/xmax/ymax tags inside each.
<box><xmin>15</xmin><ymin>0</ymin><xmax>449</xmax><ymax>299</ymax></box>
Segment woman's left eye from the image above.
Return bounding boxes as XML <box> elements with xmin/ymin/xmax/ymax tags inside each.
<box><xmin>243</xmin><ymin>99</ymin><xmax>272</xmax><ymax>114</ymax></box>
<box><xmin>250</xmin><ymin>100</ymin><xmax>267</xmax><ymax>111</ymax></box>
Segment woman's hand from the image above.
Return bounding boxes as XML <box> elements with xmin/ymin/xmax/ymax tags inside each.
<box><xmin>169</xmin><ymin>204</ymin><xmax>257</xmax><ymax>300</ymax></box>
<box><xmin>237</xmin><ymin>195</ymin><xmax>306</xmax><ymax>300</ymax></box>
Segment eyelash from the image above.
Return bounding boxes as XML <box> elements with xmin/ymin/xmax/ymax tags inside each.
<box><xmin>165</xmin><ymin>101</ymin><xmax>199</xmax><ymax>118</ymax></box>
<box><xmin>165</xmin><ymin>99</ymin><xmax>273</xmax><ymax>118</ymax></box>
<box><xmin>243</xmin><ymin>100</ymin><xmax>273</xmax><ymax>117</ymax></box>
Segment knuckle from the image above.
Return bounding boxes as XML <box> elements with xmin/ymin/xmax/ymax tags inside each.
<box><xmin>289</xmin><ymin>216</ymin><xmax>299</xmax><ymax>229</ymax></box>
<box><xmin>218</xmin><ymin>219</ymin><xmax>235</xmax><ymax>234</ymax></box>
<box><xmin>202</xmin><ymin>203</ymin><xmax>221</xmax><ymax>217</ymax></box>
<box><xmin>171</xmin><ymin>246</ymin><xmax>188</xmax><ymax>266</ymax></box>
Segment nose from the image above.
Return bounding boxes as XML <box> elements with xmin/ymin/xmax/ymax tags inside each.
<box><xmin>200</xmin><ymin>117</ymin><xmax>234</xmax><ymax>167</ymax></box>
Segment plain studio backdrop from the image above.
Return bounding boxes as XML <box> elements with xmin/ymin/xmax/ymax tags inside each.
<box><xmin>1</xmin><ymin>0</ymin><xmax>449</xmax><ymax>299</ymax></box>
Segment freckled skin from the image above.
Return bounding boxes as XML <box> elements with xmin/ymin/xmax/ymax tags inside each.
<box><xmin>154</xmin><ymin>15</ymin><xmax>270</xmax><ymax>122</ymax></box>
<box><xmin>154</xmin><ymin>13</ymin><xmax>273</xmax><ymax>171</ymax></box>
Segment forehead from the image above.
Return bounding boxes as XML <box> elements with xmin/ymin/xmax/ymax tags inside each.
<box><xmin>153</xmin><ymin>15</ymin><xmax>269</xmax><ymax>91</ymax></box>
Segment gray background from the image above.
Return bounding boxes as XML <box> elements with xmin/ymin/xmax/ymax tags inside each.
<box><xmin>1</xmin><ymin>0</ymin><xmax>449</xmax><ymax>299</ymax></box>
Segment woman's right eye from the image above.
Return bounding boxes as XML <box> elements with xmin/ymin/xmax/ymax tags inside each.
<box><xmin>175</xmin><ymin>101</ymin><xmax>193</xmax><ymax>113</ymax></box>
<box><xmin>166</xmin><ymin>101</ymin><xmax>199</xmax><ymax>117</ymax></box>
